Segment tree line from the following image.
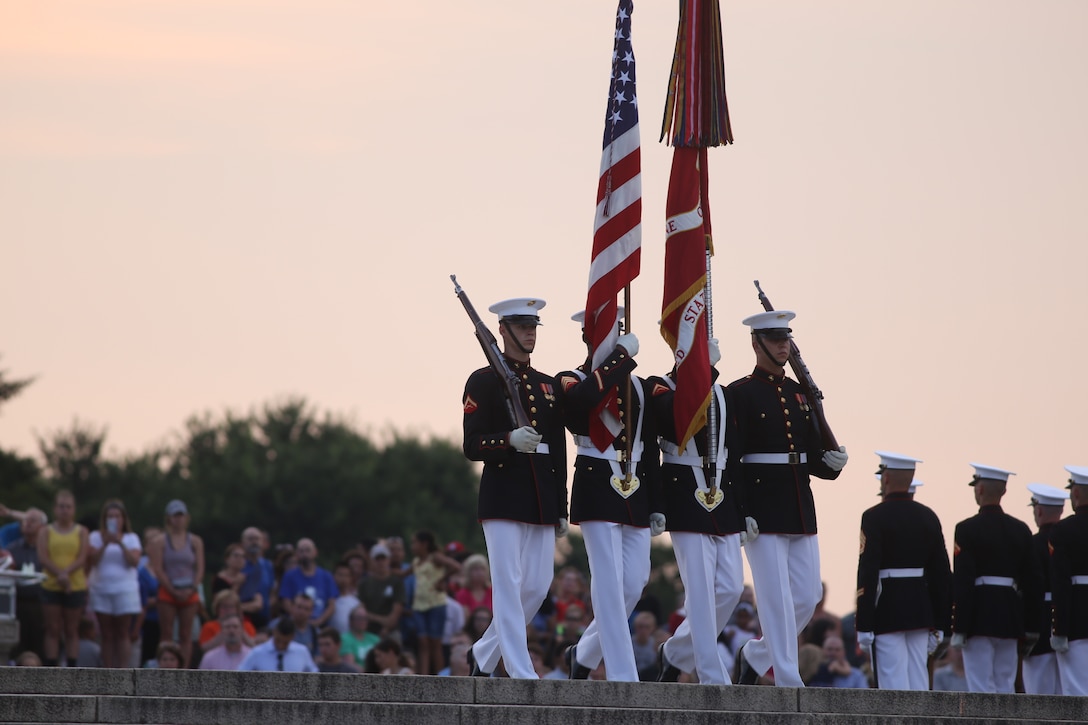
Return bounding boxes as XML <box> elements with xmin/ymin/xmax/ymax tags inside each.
<box><xmin>0</xmin><ymin>359</ymin><xmax>679</xmax><ymax>611</ymax></box>
<box><xmin>0</xmin><ymin>359</ymin><xmax>483</xmax><ymax>563</ymax></box>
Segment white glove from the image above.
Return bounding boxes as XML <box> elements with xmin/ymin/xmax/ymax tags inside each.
<box><xmin>822</xmin><ymin>445</ymin><xmax>848</xmax><ymax>472</ymax></box>
<box><xmin>509</xmin><ymin>426</ymin><xmax>542</xmax><ymax>453</ymax></box>
<box><xmin>950</xmin><ymin>633</ymin><xmax>966</xmax><ymax>649</ymax></box>
<box><xmin>856</xmin><ymin>631</ymin><xmax>875</xmax><ymax>649</ymax></box>
<box><xmin>649</xmin><ymin>512</ymin><xmax>666</xmax><ymax>537</ymax></box>
<box><xmin>744</xmin><ymin>516</ymin><xmax>759</xmax><ymax>545</ymax></box>
<box><xmin>708</xmin><ymin>337</ymin><xmax>721</xmax><ymax>366</ymax></box>
<box><xmin>555</xmin><ymin>518</ymin><xmax>569</xmax><ymax>538</ymax></box>
<box><xmin>927</xmin><ymin>630</ymin><xmax>944</xmax><ymax>655</ymax></box>
<box><xmin>618</xmin><ymin>333</ymin><xmax>639</xmax><ymax>357</ymax></box>
<box><xmin>1051</xmin><ymin>635</ymin><xmax>1070</xmax><ymax>653</ymax></box>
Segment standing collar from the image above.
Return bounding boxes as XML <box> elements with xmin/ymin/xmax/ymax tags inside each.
<box><xmin>751</xmin><ymin>365</ymin><xmax>787</xmax><ymax>385</ymax></box>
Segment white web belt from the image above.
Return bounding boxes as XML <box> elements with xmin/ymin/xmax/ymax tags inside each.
<box><xmin>656</xmin><ymin>380</ymin><xmax>726</xmax><ymax>494</ymax></box>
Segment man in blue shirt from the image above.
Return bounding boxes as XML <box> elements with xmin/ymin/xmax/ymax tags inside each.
<box><xmin>278</xmin><ymin>538</ymin><xmax>337</xmax><ymax>627</ymax></box>
<box><xmin>809</xmin><ymin>635</ymin><xmax>870</xmax><ymax>689</ymax></box>
<box><xmin>238</xmin><ymin>618</ymin><xmax>317</xmax><ymax>672</ymax></box>
<box><xmin>240</xmin><ymin>527</ymin><xmax>274</xmax><ymax>629</ymax></box>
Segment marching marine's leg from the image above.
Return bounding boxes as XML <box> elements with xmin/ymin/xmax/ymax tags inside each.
<box><xmin>903</xmin><ymin>630</ymin><xmax>931</xmax><ymax>691</ymax></box>
<box><xmin>874</xmin><ymin>632</ymin><xmax>908</xmax><ymax>689</ymax></box>
<box><xmin>787</xmin><ymin>534</ymin><xmax>822</xmax><ymax>635</ymax></box>
<box><xmin>1057</xmin><ymin>640</ymin><xmax>1088</xmax><ymax>696</ymax></box>
<box><xmin>1022</xmin><ymin>653</ymin><xmax>1062</xmax><ymax>695</ymax></box>
<box><xmin>742</xmin><ymin>533</ymin><xmax>804</xmax><ymax>687</ymax></box>
<box><xmin>991</xmin><ymin>638</ymin><xmax>1018</xmax><ymax>693</ymax></box>
<box><xmin>577</xmin><ymin>520</ymin><xmax>640</xmax><ymax>681</ymax></box>
<box><xmin>475</xmin><ymin>520</ymin><xmax>539</xmax><ymax>678</ymax></box>
<box><xmin>961</xmin><ymin>636</ymin><xmax>997</xmax><ymax>692</ymax></box>
<box><xmin>666</xmin><ymin>532</ymin><xmax>727</xmax><ymax>683</ymax></box>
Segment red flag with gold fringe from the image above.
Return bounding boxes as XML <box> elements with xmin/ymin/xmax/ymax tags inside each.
<box><xmin>658</xmin><ymin>0</ymin><xmax>732</xmax><ymax>449</ymax></box>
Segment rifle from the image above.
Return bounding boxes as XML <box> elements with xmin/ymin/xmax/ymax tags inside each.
<box><xmin>451</xmin><ymin>275</ymin><xmax>532</xmax><ymax>429</ymax></box>
<box><xmin>753</xmin><ymin>280</ymin><xmax>839</xmax><ymax>451</ymax></box>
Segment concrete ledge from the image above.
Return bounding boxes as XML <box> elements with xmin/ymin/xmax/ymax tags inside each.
<box><xmin>0</xmin><ymin>695</ymin><xmax>97</xmax><ymax>723</ymax></box>
<box><xmin>475</xmin><ymin>678</ymin><xmax>798</xmax><ymax>713</ymax></box>
<box><xmin>1</xmin><ymin>668</ymin><xmax>1086</xmax><ymax>725</ymax></box>
<box><xmin>800</xmin><ymin>687</ymin><xmax>1088</xmax><ymax>721</ymax></box>
<box><xmin>97</xmin><ymin>697</ymin><xmax>445</xmax><ymax>725</ymax></box>
<box><xmin>132</xmin><ymin>668</ymin><xmax>474</xmax><ymax>703</ymax></box>
<box><xmin>0</xmin><ymin>668</ymin><xmax>133</xmax><ymax>696</ymax></box>
<box><xmin>96</xmin><ymin>698</ymin><xmax>802</xmax><ymax>725</ymax></box>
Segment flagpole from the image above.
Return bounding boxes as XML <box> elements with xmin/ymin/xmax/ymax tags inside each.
<box><xmin>703</xmin><ymin>236</ymin><xmax>717</xmax><ymax>498</ymax></box>
<box><xmin>699</xmin><ymin>147</ymin><xmax>717</xmax><ymax>498</ymax></box>
<box><xmin>623</xmin><ymin>284</ymin><xmax>635</xmax><ymax>487</ymax></box>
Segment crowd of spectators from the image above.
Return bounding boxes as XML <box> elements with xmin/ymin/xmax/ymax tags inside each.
<box><xmin>3</xmin><ymin>492</ymin><xmax>968</xmax><ymax>687</ymax></box>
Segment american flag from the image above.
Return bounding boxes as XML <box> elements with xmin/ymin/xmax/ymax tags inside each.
<box><xmin>583</xmin><ymin>0</ymin><xmax>642</xmax><ymax>452</ymax></box>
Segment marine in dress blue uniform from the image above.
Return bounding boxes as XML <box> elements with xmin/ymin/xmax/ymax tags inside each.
<box><xmin>728</xmin><ymin>310</ymin><xmax>849</xmax><ymax>688</ymax></box>
<box><xmin>647</xmin><ymin>338</ymin><xmax>753</xmax><ymax>685</ymax></box>
<box><xmin>462</xmin><ymin>297</ymin><xmax>567</xmax><ymax>679</ymax></box>
<box><xmin>1021</xmin><ymin>482</ymin><xmax>1068</xmax><ymax>695</ymax></box>
<box><xmin>556</xmin><ymin>310</ymin><xmax>662</xmax><ymax>683</ymax></box>
<box><xmin>949</xmin><ymin>463</ymin><xmax>1039</xmax><ymax>694</ymax></box>
<box><xmin>855</xmin><ymin>452</ymin><xmax>951</xmax><ymax>690</ymax></box>
<box><xmin>1049</xmin><ymin>465</ymin><xmax>1088</xmax><ymax>696</ymax></box>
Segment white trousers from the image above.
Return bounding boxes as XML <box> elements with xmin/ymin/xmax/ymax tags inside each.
<box><xmin>873</xmin><ymin>630</ymin><xmax>929</xmax><ymax>690</ymax></box>
<box><xmin>1022</xmin><ymin>652</ymin><xmax>1062</xmax><ymax>695</ymax></box>
<box><xmin>961</xmin><ymin>636</ymin><xmax>1017</xmax><ymax>693</ymax></box>
<box><xmin>574</xmin><ymin>521</ymin><xmax>650</xmax><ymax>682</ymax></box>
<box><xmin>473</xmin><ymin>520</ymin><xmax>554</xmax><ymax>679</ymax></box>
<box><xmin>663</xmin><ymin>532</ymin><xmax>744</xmax><ymax>685</ymax></box>
<box><xmin>1057</xmin><ymin>639</ymin><xmax>1088</xmax><ymax>696</ymax></box>
<box><xmin>741</xmin><ymin>533</ymin><xmax>821</xmax><ymax>687</ymax></box>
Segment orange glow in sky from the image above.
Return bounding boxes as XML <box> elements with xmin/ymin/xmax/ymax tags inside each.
<box><xmin>3</xmin><ymin>1</ymin><xmax>1087</xmax><ymax>616</ymax></box>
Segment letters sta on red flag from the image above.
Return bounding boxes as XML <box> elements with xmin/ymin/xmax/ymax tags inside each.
<box><xmin>659</xmin><ymin>147</ymin><xmax>710</xmax><ymax>450</ymax></box>
<box><xmin>584</xmin><ymin>0</ymin><xmax>642</xmax><ymax>452</ymax></box>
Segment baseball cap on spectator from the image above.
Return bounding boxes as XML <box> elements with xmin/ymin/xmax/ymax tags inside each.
<box><xmin>445</xmin><ymin>541</ymin><xmax>466</xmax><ymax>555</ymax></box>
<box><xmin>370</xmin><ymin>543</ymin><xmax>390</xmax><ymax>559</ymax></box>
<box><xmin>165</xmin><ymin>500</ymin><xmax>188</xmax><ymax>516</ymax></box>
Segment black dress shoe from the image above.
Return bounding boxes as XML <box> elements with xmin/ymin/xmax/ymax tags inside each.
<box><xmin>467</xmin><ymin>647</ymin><xmax>490</xmax><ymax>677</ymax></box>
<box><xmin>734</xmin><ymin>642</ymin><xmax>758</xmax><ymax>686</ymax></box>
<box><xmin>657</xmin><ymin>642</ymin><xmax>681</xmax><ymax>683</ymax></box>
<box><xmin>565</xmin><ymin>644</ymin><xmax>590</xmax><ymax>680</ymax></box>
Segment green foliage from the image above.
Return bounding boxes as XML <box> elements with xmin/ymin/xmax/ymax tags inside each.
<box><xmin>0</xmin><ymin>358</ymin><xmax>45</xmax><ymax>513</ymax></box>
<box><xmin>0</xmin><ymin>356</ymin><xmax>35</xmax><ymax>407</ymax></box>
<box><xmin>0</xmin><ymin>449</ymin><xmax>46</xmax><ymax>509</ymax></box>
<box><xmin>19</xmin><ymin>398</ymin><xmax>483</xmax><ymax>577</ymax></box>
<box><xmin>37</xmin><ymin>419</ymin><xmax>108</xmax><ymax>498</ymax></box>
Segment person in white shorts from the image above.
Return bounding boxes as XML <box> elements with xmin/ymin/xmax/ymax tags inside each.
<box><xmin>87</xmin><ymin>498</ymin><xmax>143</xmax><ymax>668</ymax></box>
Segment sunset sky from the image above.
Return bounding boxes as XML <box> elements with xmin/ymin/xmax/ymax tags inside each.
<box><xmin>3</xmin><ymin>1</ymin><xmax>1087</xmax><ymax>615</ymax></box>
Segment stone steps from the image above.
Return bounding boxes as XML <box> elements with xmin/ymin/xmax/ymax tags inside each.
<box><xmin>0</xmin><ymin>668</ymin><xmax>1084</xmax><ymax>725</ymax></box>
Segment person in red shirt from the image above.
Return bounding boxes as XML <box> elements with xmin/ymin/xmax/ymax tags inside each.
<box><xmin>199</xmin><ymin>590</ymin><xmax>256</xmax><ymax>650</ymax></box>
<box><xmin>454</xmin><ymin>554</ymin><xmax>493</xmax><ymax>615</ymax></box>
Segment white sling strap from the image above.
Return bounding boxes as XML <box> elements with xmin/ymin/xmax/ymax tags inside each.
<box><xmin>570</xmin><ymin>370</ymin><xmax>646</xmax><ymax>483</ymax></box>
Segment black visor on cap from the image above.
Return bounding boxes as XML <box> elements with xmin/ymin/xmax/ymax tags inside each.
<box><xmin>503</xmin><ymin>315</ymin><xmax>541</xmax><ymax>327</ymax></box>
<box><xmin>754</xmin><ymin>328</ymin><xmax>791</xmax><ymax>340</ymax></box>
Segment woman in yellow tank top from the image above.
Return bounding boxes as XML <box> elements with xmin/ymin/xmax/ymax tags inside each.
<box><xmin>37</xmin><ymin>489</ymin><xmax>89</xmax><ymax>667</ymax></box>
<box><xmin>409</xmin><ymin>530</ymin><xmax>462</xmax><ymax>675</ymax></box>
